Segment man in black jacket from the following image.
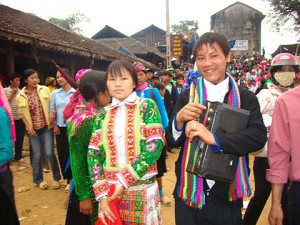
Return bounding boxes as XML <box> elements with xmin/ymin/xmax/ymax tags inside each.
<box><xmin>162</xmin><ymin>70</ymin><xmax>177</xmax><ymax>119</ymax></box>
<box><xmin>165</xmin><ymin>32</ymin><xmax>267</xmax><ymax>225</ymax></box>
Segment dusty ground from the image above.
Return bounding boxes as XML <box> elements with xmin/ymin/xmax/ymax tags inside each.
<box><xmin>12</xmin><ymin>136</ymin><xmax>270</xmax><ymax>225</ymax></box>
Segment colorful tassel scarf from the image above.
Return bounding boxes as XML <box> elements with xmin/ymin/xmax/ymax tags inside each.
<box><xmin>176</xmin><ymin>74</ymin><xmax>252</xmax><ymax>208</ymax></box>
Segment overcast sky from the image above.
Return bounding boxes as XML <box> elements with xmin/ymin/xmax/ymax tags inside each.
<box><xmin>0</xmin><ymin>0</ymin><xmax>298</xmax><ymax>57</ymax></box>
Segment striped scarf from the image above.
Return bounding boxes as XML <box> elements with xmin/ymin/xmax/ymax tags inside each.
<box><xmin>176</xmin><ymin>74</ymin><xmax>252</xmax><ymax>208</ymax></box>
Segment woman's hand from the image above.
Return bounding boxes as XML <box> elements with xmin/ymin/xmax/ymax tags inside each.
<box><xmin>79</xmin><ymin>197</ymin><xmax>93</xmax><ymax>215</ymax></box>
<box><xmin>98</xmin><ymin>198</ymin><xmax>116</xmax><ymax>225</ymax></box>
<box><xmin>53</xmin><ymin>125</ymin><xmax>60</xmax><ymax>135</ymax></box>
<box><xmin>27</xmin><ymin>127</ymin><xmax>37</xmax><ymax>137</ymax></box>
<box><xmin>49</xmin><ymin>111</ymin><xmax>56</xmax><ymax>123</ymax></box>
<box><xmin>109</xmin><ymin>183</ymin><xmax>124</xmax><ymax>201</ymax></box>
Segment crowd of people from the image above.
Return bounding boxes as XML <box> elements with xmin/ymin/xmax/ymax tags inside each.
<box><xmin>0</xmin><ymin>31</ymin><xmax>299</xmax><ymax>225</ymax></box>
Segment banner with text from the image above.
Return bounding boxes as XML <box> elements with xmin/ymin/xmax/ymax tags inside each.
<box><xmin>230</xmin><ymin>40</ymin><xmax>249</xmax><ymax>51</ymax></box>
<box><xmin>171</xmin><ymin>35</ymin><xmax>183</xmax><ymax>56</ymax></box>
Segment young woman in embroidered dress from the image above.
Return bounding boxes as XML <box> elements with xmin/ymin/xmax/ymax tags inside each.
<box><xmin>88</xmin><ymin>60</ymin><xmax>164</xmax><ymax>225</ymax></box>
<box><xmin>66</xmin><ymin>70</ymin><xmax>110</xmax><ymax>225</ymax></box>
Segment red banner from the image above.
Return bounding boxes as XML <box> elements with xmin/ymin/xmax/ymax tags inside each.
<box><xmin>171</xmin><ymin>35</ymin><xmax>183</xmax><ymax>56</ymax></box>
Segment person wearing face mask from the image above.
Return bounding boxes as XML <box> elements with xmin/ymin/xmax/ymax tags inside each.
<box><xmin>243</xmin><ymin>53</ymin><xmax>299</xmax><ymax>225</ymax></box>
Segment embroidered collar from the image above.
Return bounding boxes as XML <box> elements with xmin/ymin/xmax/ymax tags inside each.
<box><xmin>109</xmin><ymin>92</ymin><xmax>139</xmax><ymax>109</ymax></box>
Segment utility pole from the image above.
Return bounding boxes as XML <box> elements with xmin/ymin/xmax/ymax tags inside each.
<box><xmin>166</xmin><ymin>0</ymin><xmax>171</xmax><ymax>68</ymax></box>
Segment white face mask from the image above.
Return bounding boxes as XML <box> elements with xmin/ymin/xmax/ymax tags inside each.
<box><xmin>274</xmin><ymin>72</ymin><xmax>295</xmax><ymax>87</ymax></box>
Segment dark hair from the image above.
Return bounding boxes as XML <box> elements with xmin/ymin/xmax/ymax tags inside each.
<box><xmin>106</xmin><ymin>60</ymin><xmax>138</xmax><ymax>90</ymax></box>
<box><xmin>175</xmin><ymin>73</ymin><xmax>184</xmax><ymax>80</ymax></box>
<box><xmin>7</xmin><ymin>72</ymin><xmax>22</xmax><ymax>82</ymax></box>
<box><xmin>152</xmin><ymin>82</ymin><xmax>165</xmax><ymax>91</ymax></box>
<box><xmin>60</xmin><ymin>68</ymin><xmax>70</xmax><ymax>75</ymax></box>
<box><xmin>79</xmin><ymin>70</ymin><xmax>107</xmax><ymax>102</ymax></box>
<box><xmin>23</xmin><ymin>69</ymin><xmax>38</xmax><ymax>81</ymax></box>
<box><xmin>192</xmin><ymin>32</ymin><xmax>230</xmax><ymax>58</ymax></box>
<box><xmin>162</xmin><ymin>71</ymin><xmax>173</xmax><ymax>77</ymax></box>
<box><xmin>271</xmin><ymin>65</ymin><xmax>299</xmax><ymax>75</ymax></box>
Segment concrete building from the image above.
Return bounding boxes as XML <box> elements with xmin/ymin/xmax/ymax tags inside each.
<box><xmin>211</xmin><ymin>2</ymin><xmax>265</xmax><ymax>55</ymax></box>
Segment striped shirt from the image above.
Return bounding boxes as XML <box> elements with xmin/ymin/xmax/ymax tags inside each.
<box><xmin>4</xmin><ymin>86</ymin><xmax>21</xmax><ymax>120</ymax></box>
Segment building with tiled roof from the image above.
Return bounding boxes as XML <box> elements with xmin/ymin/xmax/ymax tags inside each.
<box><xmin>0</xmin><ymin>4</ymin><xmax>159</xmax><ymax>83</ymax></box>
<box><xmin>92</xmin><ymin>25</ymin><xmax>166</xmax><ymax>66</ymax></box>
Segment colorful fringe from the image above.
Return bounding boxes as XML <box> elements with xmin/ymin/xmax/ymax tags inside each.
<box><xmin>176</xmin><ymin>73</ymin><xmax>252</xmax><ymax>208</ymax></box>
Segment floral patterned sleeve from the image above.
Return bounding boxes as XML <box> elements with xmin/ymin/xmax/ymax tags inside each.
<box><xmin>68</xmin><ymin>117</ymin><xmax>94</xmax><ymax>201</ymax></box>
<box><xmin>116</xmin><ymin>98</ymin><xmax>164</xmax><ymax>188</ymax></box>
<box><xmin>87</xmin><ymin>113</ymin><xmax>109</xmax><ymax>200</ymax></box>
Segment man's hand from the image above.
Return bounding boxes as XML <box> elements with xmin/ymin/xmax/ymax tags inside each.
<box><xmin>8</xmin><ymin>87</ymin><xmax>18</xmax><ymax>102</ymax></box>
<box><xmin>185</xmin><ymin>121</ymin><xmax>216</xmax><ymax>145</ymax></box>
<box><xmin>268</xmin><ymin>204</ymin><xmax>283</xmax><ymax>225</ymax></box>
<box><xmin>176</xmin><ymin>103</ymin><xmax>206</xmax><ymax>130</ymax></box>
<box><xmin>11</xmin><ymin>87</ymin><xmax>18</xmax><ymax>95</ymax></box>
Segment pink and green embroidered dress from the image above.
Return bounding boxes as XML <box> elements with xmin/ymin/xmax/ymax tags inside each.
<box><xmin>88</xmin><ymin>92</ymin><xmax>164</xmax><ymax>225</ymax></box>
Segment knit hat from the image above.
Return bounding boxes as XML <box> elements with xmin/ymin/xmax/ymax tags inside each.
<box><xmin>132</xmin><ymin>62</ymin><xmax>146</xmax><ymax>72</ymax></box>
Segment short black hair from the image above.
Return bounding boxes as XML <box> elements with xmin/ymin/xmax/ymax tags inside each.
<box><xmin>106</xmin><ymin>60</ymin><xmax>138</xmax><ymax>90</ymax></box>
<box><xmin>175</xmin><ymin>73</ymin><xmax>184</xmax><ymax>80</ymax></box>
<box><xmin>79</xmin><ymin>70</ymin><xmax>107</xmax><ymax>102</ymax></box>
<box><xmin>162</xmin><ymin>71</ymin><xmax>173</xmax><ymax>77</ymax></box>
<box><xmin>192</xmin><ymin>32</ymin><xmax>230</xmax><ymax>58</ymax></box>
<box><xmin>7</xmin><ymin>72</ymin><xmax>22</xmax><ymax>82</ymax></box>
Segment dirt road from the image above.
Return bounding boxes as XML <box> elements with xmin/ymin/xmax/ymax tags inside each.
<box><xmin>12</xmin><ymin>139</ymin><xmax>269</xmax><ymax>225</ymax></box>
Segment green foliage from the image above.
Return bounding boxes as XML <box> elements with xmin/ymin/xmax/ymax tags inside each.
<box><xmin>265</xmin><ymin>0</ymin><xmax>300</xmax><ymax>34</ymax></box>
<box><xmin>49</xmin><ymin>11</ymin><xmax>89</xmax><ymax>34</ymax></box>
<box><xmin>171</xmin><ymin>20</ymin><xmax>199</xmax><ymax>42</ymax></box>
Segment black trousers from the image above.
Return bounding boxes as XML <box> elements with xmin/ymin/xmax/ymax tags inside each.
<box><xmin>14</xmin><ymin>119</ymin><xmax>25</xmax><ymax>160</ymax></box>
<box><xmin>288</xmin><ymin>182</ymin><xmax>300</xmax><ymax>225</ymax></box>
<box><xmin>0</xmin><ymin>167</ymin><xmax>19</xmax><ymax>225</ymax></box>
<box><xmin>243</xmin><ymin>157</ymin><xmax>289</xmax><ymax>225</ymax></box>
<box><xmin>55</xmin><ymin>127</ymin><xmax>72</xmax><ymax>180</ymax></box>
<box><xmin>65</xmin><ymin>187</ymin><xmax>92</xmax><ymax>225</ymax></box>
<box><xmin>175</xmin><ymin>198</ymin><xmax>242</xmax><ymax>225</ymax></box>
